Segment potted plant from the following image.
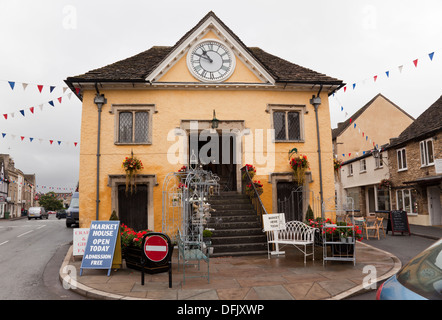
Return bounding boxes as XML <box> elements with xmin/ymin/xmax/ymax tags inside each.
<box><xmin>379</xmin><ymin>178</ymin><xmax>393</xmax><ymax>190</ymax></box>
<box><xmin>334</xmin><ymin>158</ymin><xmax>342</xmax><ymax>181</ymax></box>
<box><xmin>242</xmin><ymin>164</ymin><xmax>256</xmax><ymax>180</ymax></box>
<box><xmin>203</xmin><ymin>229</ymin><xmax>213</xmax><ymax>241</ymax></box>
<box><xmin>177</xmin><ymin>165</ymin><xmax>187</xmax><ymax>182</ymax></box>
<box><xmin>122</xmin><ymin>154</ymin><xmax>144</xmax><ymax>193</ymax></box>
<box><xmin>305</xmin><ymin>205</ymin><xmax>314</xmax><ymax>222</ymax></box>
<box><xmin>245</xmin><ymin>180</ymin><xmax>263</xmax><ymax>198</ymax></box>
<box><xmin>290</xmin><ymin>154</ymin><xmax>309</xmax><ymax>185</ymax></box>
<box><xmin>202</xmin><ymin>229</ymin><xmax>214</xmax><ymax>255</ymax></box>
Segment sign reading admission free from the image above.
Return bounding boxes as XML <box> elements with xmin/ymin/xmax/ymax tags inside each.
<box><xmin>80</xmin><ymin>221</ymin><xmax>120</xmax><ymax>276</ymax></box>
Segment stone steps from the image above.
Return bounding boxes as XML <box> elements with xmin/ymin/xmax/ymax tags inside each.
<box><xmin>207</xmin><ymin>192</ymin><xmax>267</xmax><ymax>257</ymax></box>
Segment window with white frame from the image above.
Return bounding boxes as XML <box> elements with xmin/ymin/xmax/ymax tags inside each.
<box><xmin>360</xmin><ymin>159</ymin><xmax>367</xmax><ymax>172</ymax></box>
<box><xmin>396</xmin><ymin>189</ymin><xmax>418</xmax><ymax>214</ymax></box>
<box><xmin>375</xmin><ymin>152</ymin><xmax>383</xmax><ymax>169</ymax></box>
<box><xmin>420</xmin><ymin>138</ymin><xmax>434</xmax><ymax>166</ymax></box>
<box><xmin>112</xmin><ymin>104</ymin><xmax>155</xmax><ymax>145</ymax></box>
<box><xmin>268</xmin><ymin>105</ymin><xmax>305</xmax><ymax>142</ymax></box>
<box><xmin>348</xmin><ymin>163</ymin><xmax>353</xmax><ymax>176</ymax></box>
<box><xmin>397</xmin><ymin>148</ymin><xmax>407</xmax><ymax>171</ymax></box>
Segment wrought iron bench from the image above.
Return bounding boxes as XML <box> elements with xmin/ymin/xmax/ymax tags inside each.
<box><xmin>176</xmin><ymin>230</ymin><xmax>210</xmax><ymax>284</ymax></box>
<box><xmin>266</xmin><ymin>220</ymin><xmax>318</xmax><ymax>264</ymax></box>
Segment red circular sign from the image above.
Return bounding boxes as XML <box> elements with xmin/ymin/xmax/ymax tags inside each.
<box><xmin>144</xmin><ymin>235</ymin><xmax>169</xmax><ymax>262</ymax></box>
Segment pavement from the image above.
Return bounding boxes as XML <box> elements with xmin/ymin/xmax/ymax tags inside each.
<box><xmin>58</xmin><ymin>224</ymin><xmax>441</xmax><ymax>301</ymax></box>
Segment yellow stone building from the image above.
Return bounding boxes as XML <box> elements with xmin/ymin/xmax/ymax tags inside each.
<box><xmin>65</xmin><ymin>12</ymin><xmax>344</xmax><ymax>236</ymax></box>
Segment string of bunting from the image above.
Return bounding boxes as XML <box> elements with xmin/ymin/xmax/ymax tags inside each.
<box><xmin>333</xmin><ymin>94</ymin><xmax>380</xmax><ymax>158</ymax></box>
<box><xmin>0</xmin><ymin>177</ymin><xmax>75</xmax><ymax>192</ymax></box>
<box><xmin>1</xmin><ymin>130</ymin><xmax>78</xmax><ymax>147</ymax></box>
<box><xmin>1</xmin><ymin>79</ymin><xmax>79</xmax><ymax>95</ymax></box>
<box><xmin>1</xmin><ymin>91</ymin><xmax>77</xmax><ymax>120</ymax></box>
<box><xmin>331</xmin><ymin>50</ymin><xmax>438</xmax><ymax>159</ymax></box>
<box><xmin>337</xmin><ymin>51</ymin><xmax>436</xmax><ymax>94</ymax></box>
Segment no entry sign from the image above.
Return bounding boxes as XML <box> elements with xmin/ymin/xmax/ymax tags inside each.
<box><xmin>141</xmin><ymin>232</ymin><xmax>173</xmax><ymax>287</ymax></box>
<box><xmin>144</xmin><ymin>235</ymin><xmax>169</xmax><ymax>262</ymax></box>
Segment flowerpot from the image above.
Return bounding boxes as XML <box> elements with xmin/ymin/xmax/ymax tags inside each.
<box><xmin>124</xmin><ymin>246</ymin><xmax>172</xmax><ymax>274</ymax></box>
<box><xmin>340</xmin><ymin>237</ymin><xmax>346</xmax><ymax>243</ymax></box>
<box><xmin>346</xmin><ymin>237</ymin><xmax>353</xmax><ymax>243</ymax></box>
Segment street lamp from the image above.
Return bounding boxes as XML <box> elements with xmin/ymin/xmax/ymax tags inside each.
<box><xmin>310</xmin><ymin>88</ymin><xmax>324</xmax><ymax>218</ymax></box>
<box><xmin>94</xmin><ymin>91</ymin><xmax>107</xmax><ymax>220</ymax></box>
<box><xmin>211</xmin><ymin>110</ymin><xmax>219</xmax><ymax>129</ymax></box>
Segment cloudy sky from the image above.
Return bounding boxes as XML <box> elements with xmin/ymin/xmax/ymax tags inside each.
<box><xmin>1</xmin><ymin>0</ymin><xmax>441</xmax><ymax>192</ymax></box>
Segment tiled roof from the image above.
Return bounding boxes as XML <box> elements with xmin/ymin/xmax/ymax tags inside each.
<box><xmin>66</xmin><ymin>12</ymin><xmax>343</xmax><ymax>87</ymax></box>
<box><xmin>388</xmin><ymin>95</ymin><xmax>442</xmax><ymax>148</ymax></box>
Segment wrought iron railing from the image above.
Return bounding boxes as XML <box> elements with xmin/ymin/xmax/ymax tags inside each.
<box><xmin>240</xmin><ymin>166</ymin><xmax>268</xmax><ymax>227</ymax></box>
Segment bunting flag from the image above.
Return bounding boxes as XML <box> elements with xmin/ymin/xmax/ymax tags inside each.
<box><xmin>0</xmin><ymin>177</ymin><xmax>76</xmax><ymax>193</ymax></box>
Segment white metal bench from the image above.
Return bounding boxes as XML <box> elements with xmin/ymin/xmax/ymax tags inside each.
<box><xmin>265</xmin><ymin>219</ymin><xmax>318</xmax><ymax>264</ymax></box>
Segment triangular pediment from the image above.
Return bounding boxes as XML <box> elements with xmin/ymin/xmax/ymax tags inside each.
<box><xmin>145</xmin><ymin>12</ymin><xmax>275</xmax><ymax>85</ymax></box>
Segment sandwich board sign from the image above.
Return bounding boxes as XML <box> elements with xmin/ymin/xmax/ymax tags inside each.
<box><xmin>262</xmin><ymin>213</ymin><xmax>286</xmax><ymax>256</ymax></box>
<box><xmin>263</xmin><ymin>213</ymin><xmax>286</xmax><ymax>231</ymax></box>
<box><xmin>80</xmin><ymin>221</ymin><xmax>120</xmax><ymax>276</ymax></box>
<box><xmin>73</xmin><ymin>228</ymin><xmax>90</xmax><ymax>256</ymax></box>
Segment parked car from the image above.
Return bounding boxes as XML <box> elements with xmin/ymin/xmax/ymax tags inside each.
<box><xmin>66</xmin><ymin>191</ymin><xmax>79</xmax><ymax>227</ymax></box>
<box><xmin>28</xmin><ymin>207</ymin><xmax>48</xmax><ymax>220</ymax></box>
<box><xmin>48</xmin><ymin>211</ymin><xmax>57</xmax><ymax>215</ymax></box>
<box><xmin>377</xmin><ymin>238</ymin><xmax>442</xmax><ymax>300</ymax></box>
<box><xmin>56</xmin><ymin>209</ymin><xmax>67</xmax><ymax>219</ymax></box>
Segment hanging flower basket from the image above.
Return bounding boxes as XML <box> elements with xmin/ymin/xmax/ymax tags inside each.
<box><xmin>122</xmin><ymin>155</ymin><xmax>144</xmax><ymax>193</ymax></box>
<box><xmin>334</xmin><ymin>158</ymin><xmax>342</xmax><ymax>181</ymax></box>
<box><xmin>290</xmin><ymin>154</ymin><xmax>309</xmax><ymax>185</ymax></box>
<box><xmin>245</xmin><ymin>180</ymin><xmax>263</xmax><ymax>198</ymax></box>
<box><xmin>242</xmin><ymin>164</ymin><xmax>256</xmax><ymax>180</ymax></box>
<box><xmin>379</xmin><ymin>178</ymin><xmax>393</xmax><ymax>189</ymax></box>
<box><xmin>176</xmin><ymin>165</ymin><xmax>187</xmax><ymax>182</ymax></box>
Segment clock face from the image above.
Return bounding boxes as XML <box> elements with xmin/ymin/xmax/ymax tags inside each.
<box><xmin>187</xmin><ymin>40</ymin><xmax>236</xmax><ymax>82</ymax></box>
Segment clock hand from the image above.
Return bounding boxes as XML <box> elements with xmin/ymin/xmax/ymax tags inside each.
<box><xmin>194</xmin><ymin>53</ymin><xmax>213</xmax><ymax>63</ymax></box>
<box><xmin>200</xmin><ymin>49</ymin><xmax>213</xmax><ymax>63</ymax></box>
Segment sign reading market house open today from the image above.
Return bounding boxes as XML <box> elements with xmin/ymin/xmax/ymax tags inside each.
<box><xmin>80</xmin><ymin>221</ymin><xmax>120</xmax><ymax>276</ymax></box>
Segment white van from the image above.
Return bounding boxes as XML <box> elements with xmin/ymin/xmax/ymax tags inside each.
<box><xmin>28</xmin><ymin>207</ymin><xmax>48</xmax><ymax>220</ymax></box>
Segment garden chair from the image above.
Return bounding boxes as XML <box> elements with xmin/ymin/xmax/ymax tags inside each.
<box><xmin>176</xmin><ymin>229</ymin><xmax>210</xmax><ymax>284</ymax></box>
<box><xmin>376</xmin><ymin>217</ymin><xmax>386</xmax><ymax>238</ymax></box>
<box><xmin>363</xmin><ymin>217</ymin><xmax>379</xmax><ymax>240</ymax></box>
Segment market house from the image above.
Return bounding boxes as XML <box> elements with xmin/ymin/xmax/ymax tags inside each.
<box><xmin>65</xmin><ymin>12</ymin><xmax>344</xmax><ymax>238</ymax></box>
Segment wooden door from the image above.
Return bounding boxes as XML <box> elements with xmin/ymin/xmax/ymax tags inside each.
<box><xmin>277</xmin><ymin>182</ymin><xmax>302</xmax><ymax>221</ymax></box>
<box><xmin>118</xmin><ymin>184</ymin><xmax>148</xmax><ymax>231</ymax></box>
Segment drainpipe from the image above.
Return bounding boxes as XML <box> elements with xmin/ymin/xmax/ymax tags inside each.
<box><xmin>310</xmin><ymin>85</ymin><xmax>324</xmax><ymax>218</ymax></box>
<box><xmin>93</xmin><ymin>86</ymin><xmax>107</xmax><ymax>220</ymax></box>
